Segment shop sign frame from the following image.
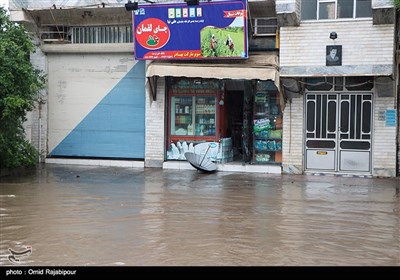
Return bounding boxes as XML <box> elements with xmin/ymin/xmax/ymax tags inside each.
<box><xmin>133</xmin><ymin>0</ymin><xmax>248</xmax><ymax>60</ymax></box>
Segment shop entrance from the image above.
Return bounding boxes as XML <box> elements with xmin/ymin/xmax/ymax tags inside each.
<box><xmin>226</xmin><ymin>91</ymin><xmax>244</xmax><ymax>161</ymax></box>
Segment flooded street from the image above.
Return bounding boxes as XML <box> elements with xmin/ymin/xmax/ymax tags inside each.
<box><xmin>0</xmin><ymin>164</ymin><xmax>399</xmax><ymax>266</ymax></box>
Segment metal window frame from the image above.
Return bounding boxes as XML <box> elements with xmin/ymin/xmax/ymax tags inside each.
<box><xmin>303</xmin><ymin>0</ymin><xmax>371</xmax><ymax>21</ymax></box>
<box><xmin>252</xmin><ymin>17</ymin><xmax>277</xmax><ymax>37</ymax></box>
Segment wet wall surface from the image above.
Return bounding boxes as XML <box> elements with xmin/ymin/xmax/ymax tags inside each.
<box><xmin>0</xmin><ymin>164</ymin><xmax>399</xmax><ymax>266</ymax></box>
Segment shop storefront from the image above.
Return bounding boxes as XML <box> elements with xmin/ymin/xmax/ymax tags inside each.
<box><xmin>144</xmin><ymin>49</ymin><xmax>283</xmax><ymax>168</ymax></box>
<box><xmin>165</xmin><ymin>77</ymin><xmax>282</xmax><ymax>165</ymax></box>
<box><xmin>145</xmin><ymin>52</ymin><xmax>282</xmax><ymax>170</ymax></box>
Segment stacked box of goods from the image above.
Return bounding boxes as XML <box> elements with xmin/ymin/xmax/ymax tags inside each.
<box><xmin>217</xmin><ymin>138</ymin><xmax>233</xmax><ymax>163</ymax></box>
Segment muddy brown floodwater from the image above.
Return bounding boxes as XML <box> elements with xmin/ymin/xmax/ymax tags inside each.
<box><xmin>0</xmin><ymin>164</ymin><xmax>399</xmax><ymax>266</ymax></box>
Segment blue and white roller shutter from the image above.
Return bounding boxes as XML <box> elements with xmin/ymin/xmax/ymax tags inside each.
<box><xmin>47</xmin><ymin>54</ymin><xmax>145</xmax><ymax>159</ymax></box>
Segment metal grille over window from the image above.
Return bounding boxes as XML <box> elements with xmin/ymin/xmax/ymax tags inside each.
<box><xmin>71</xmin><ymin>25</ymin><xmax>133</xmax><ymax>44</ymax></box>
<box><xmin>40</xmin><ymin>25</ymin><xmax>70</xmax><ymax>43</ymax></box>
<box><xmin>251</xmin><ymin>18</ymin><xmax>277</xmax><ymax>37</ymax></box>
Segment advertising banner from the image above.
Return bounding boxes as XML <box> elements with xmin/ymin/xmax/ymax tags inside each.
<box><xmin>134</xmin><ymin>0</ymin><xmax>248</xmax><ymax>60</ymax></box>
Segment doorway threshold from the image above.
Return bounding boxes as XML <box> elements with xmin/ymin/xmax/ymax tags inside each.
<box><xmin>45</xmin><ymin>158</ymin><xmax>144</xmax><ymax>168</ymax></box>
<box><xmin>163</xmin><ymin>161</ymin><xmax>281</xmax><ymax>174</ymax></box>
<box><xmin>304</xmin><ymin>171</ymin><xmax>373</xmax><ymax>178</ymax></box>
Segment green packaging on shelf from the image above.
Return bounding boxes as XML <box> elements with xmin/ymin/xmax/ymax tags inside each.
<box><xmin>253</xmin><ymin>118</ymin><xmax>272</xmax><ymax>132</ymax></box>
<box><xmin>255</xmin><ymin>92</ymin><xmax>268</xmax><ymax>103</ymax></box>
<box><xmin>270</xmin><ymin>129</ymin><xmax>282</xmax><ymax>139</ymax></box>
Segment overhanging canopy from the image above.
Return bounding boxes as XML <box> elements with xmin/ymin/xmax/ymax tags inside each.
<box><xmin>146</xmin><ymin>52</ymin><xmax>280</xmax><ymax>89</ymax></box>
<box><xmin>145</xmin><ymin>52</ymin><xmax>283</xmax><ymax>108</ymax></box>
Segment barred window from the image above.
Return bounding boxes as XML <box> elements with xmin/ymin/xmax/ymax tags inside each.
<box><xmin>251</xmin><ymin>18</ymin><xmax>277</xmax><ymax>37</ymax></box>
<box><xmin>71</xmin><ymin>25</ymin><xmax>133</xmax><ymax>44</ymax></box>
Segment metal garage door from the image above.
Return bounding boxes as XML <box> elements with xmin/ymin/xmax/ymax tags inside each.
<box><xmin>48</xmin><ymin>54</ymin><xmax>145</xmax><ymax>159</ymax></box>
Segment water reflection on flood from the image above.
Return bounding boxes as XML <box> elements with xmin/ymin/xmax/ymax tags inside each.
<box><xmin>0</xmin><ymin>164</ymin><xmax>399</xmax><ymax>266</ymax></box>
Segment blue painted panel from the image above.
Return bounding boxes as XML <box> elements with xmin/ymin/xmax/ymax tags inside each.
<box><xmin>50</xmin><ymin>61</ymin><xmax>146</xmax><ymax>159</ymax></box>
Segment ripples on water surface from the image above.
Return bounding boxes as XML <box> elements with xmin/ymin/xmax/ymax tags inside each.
<box><xmin>0</xmin><ymin>164</ymin><xmax>399</xmax><ymax>266</ymax></box>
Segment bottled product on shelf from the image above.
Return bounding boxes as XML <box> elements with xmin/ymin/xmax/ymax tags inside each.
<box><xmin>252</xmin><ymin>88</ymin><xmax>282</xmax><ymax>164</ymax></box>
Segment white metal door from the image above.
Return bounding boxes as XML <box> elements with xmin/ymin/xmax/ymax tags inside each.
<box><xmin>305</xmin><ymin>93</ymin><xmax>372</xmax><ymax>173</ymax></box>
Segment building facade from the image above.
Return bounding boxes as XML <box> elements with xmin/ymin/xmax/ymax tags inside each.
<box><xmin>10</xmin><ymin>1</ymin><xmax>146</xmax><ymax>167</ymax></box>
<box><xmin>141</xmin><ymin>0</ymin><xmax>283</xmax><ymax>173</ymax></box>
<box><xmin>8</xmin><ymin>0</ymin><xmax>399</xmax><ymax>177</ymax></box>
<box><xmin>277</xmin><ymin>0</ymin><xmax>398</xmax><ymax>177</ymax></box>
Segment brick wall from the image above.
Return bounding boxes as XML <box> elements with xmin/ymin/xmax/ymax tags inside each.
<box><xmin>280</xmin><ymin>20</ymin><xmax>394</xmax><ymax>69</ymax></box>
<box><xmin>282</xmin><ymin>96</ymin><xmax>303</xmax><ymax>174</ymax></box>
<box><xmin>373</xmin><ymin>96</ymin><xmax>397</xmax><ymax>177</ymax></box>
<box><xmin>145</xmin><ymin>77</ymin><xmax>166</xmax><ymax>167</ymax></box>
<box><xmin>398</xmin><ymin>95</ymin><xmax>400</xmax><ymax>176</ymax></box>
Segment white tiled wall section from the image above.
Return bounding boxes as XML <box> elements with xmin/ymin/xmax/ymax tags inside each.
<box><xmin>280</xmin><ymin>20</ymin><xmax>394</xmax><ymax>67</ymax></box>
<box><xmin>373</xmin><ymin>96</ymin><xmax>397</xmax><ymax>177</ymax></box>
<box><xmin>282</xmin><ymin>97</ymin><xmax>303</xmax><ymax>169</ymax></box>
<box><xmin>145</xmin><ymin>78</ymin><xmax>166</xmax><ymax>167</ymax></box>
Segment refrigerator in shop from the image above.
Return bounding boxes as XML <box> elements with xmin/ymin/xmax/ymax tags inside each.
<box><xmin>170</xmin><ymin>95</ymin><xmax>218</xmax><ymax>140</ymax></box>
<box><xmin>252</xmin><ymin>86</ymin><xmax>282</xmax><ymax>164</ymax></box>
<box><xmin>166</xmin><ymin>78</ymin><xmax>234</xmax><ymax>162</ymax></box>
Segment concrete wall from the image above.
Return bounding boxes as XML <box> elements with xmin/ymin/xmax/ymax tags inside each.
<box><xmin>282</xmin><ymin>96</ymin><xmax>303</xmax><ymax>174</ymax></box>
<box><xmin>24</xmin><ymin>38</ymin><xmax>48</xmax><ymax>162</ymax></box>
<box><xmin>145</xmin><ymin>77</ymin><xmax>166</xmax><ymax>168</ymax></box>
<box><xmin>280</xmin><ymin>20</ymin><xmax>394</xmax><ymax>76</ymax></box>
<box><xmin>372</xmin><ymin>0</ymin><xmax>394</xmax><ymax>8</ymax></box>
<box><xmin>276</xmin><ymin>0</ymin><xmax>300</xmax><ymax>26</ymax></box>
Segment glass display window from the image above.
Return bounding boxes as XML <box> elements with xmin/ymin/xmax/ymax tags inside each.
<box><xmin>195</xmin><ymin>96</ymin><xmax>216</xmax><ymax>136</ymax></box>
<box><xmin>167</xmin><ymin>78</ymin><xmax>223</xmax><ymax>155</ymax></box>
<box><xmin>170</xmin><ymin>96</ymin><xmax>217</xmax><ymax>137</ymax></box>
<box><xmin>171</xmin><ymin>96</ymin><xmax>194</xmax><ymax>136</ymax></box>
